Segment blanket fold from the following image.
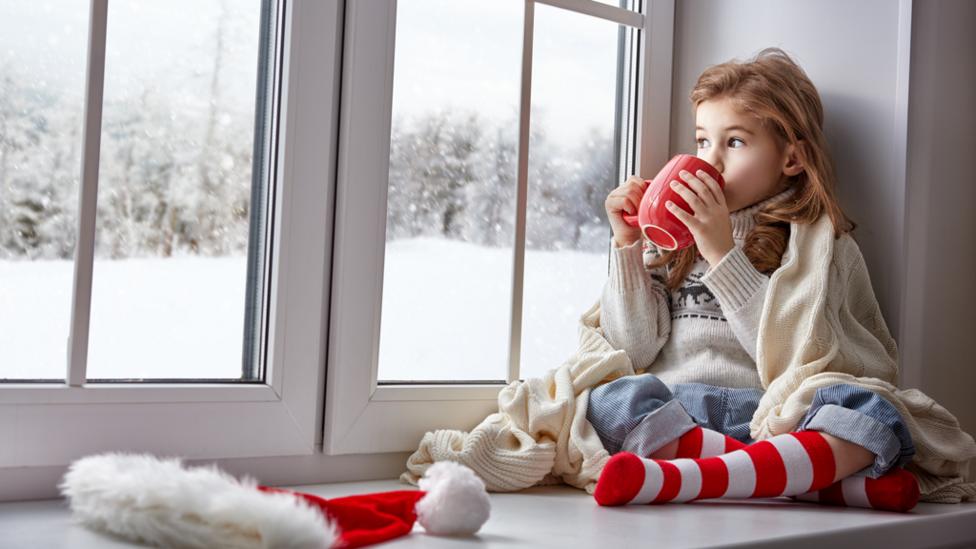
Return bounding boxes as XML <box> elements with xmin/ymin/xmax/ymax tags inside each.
<box><xmin>402</xmin><ymin>299</ymin><xmax>628</xmax><ymax>493</ymax></box>
<box><xmin>402</xmin><ymin>215</ymin><xmax>976</xmax><ymax>503</ymax></box>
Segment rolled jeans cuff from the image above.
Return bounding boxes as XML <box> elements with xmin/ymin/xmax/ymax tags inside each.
<box><xmin>620</xmin><ymin>399</ymin><xmax>698</xmax><ymax>457</ymax></box>
<box><xmin>799</xmin><ymin>403</ymin><xmax>908</xmax><ymax>478</ymax></box>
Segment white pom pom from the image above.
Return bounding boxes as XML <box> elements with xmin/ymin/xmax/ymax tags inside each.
<box><xmin>415</xmin><ymin>461</ymin><xmax>490</xmax><ymax>536</ymax></box>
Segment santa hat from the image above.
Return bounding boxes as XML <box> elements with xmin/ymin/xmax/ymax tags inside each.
<box><xmin>59</xmin><ymin>453</ymin><xmax>490</xmax><ymax>548</ymax></box>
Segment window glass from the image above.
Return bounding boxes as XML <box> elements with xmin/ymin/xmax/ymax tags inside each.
<box><xmin>519</xmin><ymin>3</ymin><xmax>624</xmax><ymax>380</ymax></box>
<box><xmin>378</xmin><ymin>0</ymin><xmax>523</xmax><ymax>381</ymax></box>
<box><xmin>86</xmin><ymin>0</ymin><xmax>264</xmax><ymax>380</ymax></box>
<box><xmin>0</xmin><ymin>1</ymin><xmax>88</xmax><ymax>381</ymax></box>
<box><xmin>378</xmin><ymin>1</ymin><xmax>627</xmax><ymax>382</ymax></box>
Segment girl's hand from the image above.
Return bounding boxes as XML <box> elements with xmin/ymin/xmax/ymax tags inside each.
<box><xmin>605</xmin><ymin>175</ymin><xmax>649</xmax><ymax>248</ymax></box>
<box><xmin>665</xmin><ymin>169</ymin><xmax>735</xmax><ymax>266</ymax></box>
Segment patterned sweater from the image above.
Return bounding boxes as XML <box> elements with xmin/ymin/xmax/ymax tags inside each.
<box><xmin>600</xmin><ymin>186</ymin><xmax>798</xmax><ymax>389</ymax></box>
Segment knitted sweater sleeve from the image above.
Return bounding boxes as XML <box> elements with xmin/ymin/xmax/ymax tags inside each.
<box><xmin>599</xmin><ymin>239</ymin><xmax>672</xmax><ymax>371</ymax></box>
<box><xmin>700</xmin><ymin>246</ymin><xmax>769</xmax><ymax>363</ymax></box>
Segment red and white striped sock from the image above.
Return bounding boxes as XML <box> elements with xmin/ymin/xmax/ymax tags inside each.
<box><xmin>671</xmin><ymin>425</ymin><xmax>747</xmax><ymax>458</ymax></box>
<box><xmin>595</xmin><ymin>430</ymin><xmax>837</xmax><ymax>506</ymax></box>
<box><xmin>791</xmin><ymin>466</ymin><xmax>919</xmax><ymax>512</ymax></box>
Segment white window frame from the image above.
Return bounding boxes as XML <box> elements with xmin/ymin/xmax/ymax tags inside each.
<box><xmin>0</xmin><ymin>0</ymin><xmax>343</xmax><ymax>498</ymax></box>
<box><xmin>324</xmin><ymin>0</ymin><xmax>674</xmax><ymax>455</ymax></box>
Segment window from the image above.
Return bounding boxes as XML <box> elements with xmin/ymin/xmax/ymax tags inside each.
<box><xmin>378</xmin><ymin>1</ymin><xmax>632</xmax><ymax>384</ymax></box>
<box><xmin>0</xmin><ymin>0</ymin><xmax>340</xmax><ymax>496</ymax></box>
<box><xmin>1</xmin><ymin>0</ymin><xmax>268</xmax><ymax>382</ymax></box>
<box><xmin>0</xmin><ymin>0</ymin><xmax>675</xmax><ymax>500</ymax></box>
<box><xmin>324</xmin><ymin>0</ymin><xmax>675</xmax><ymax>455</ymax></box>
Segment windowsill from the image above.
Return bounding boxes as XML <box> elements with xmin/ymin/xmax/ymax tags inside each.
<box><xmin>2</xmin><ymin>479</ymin><xmax>975</xmax><ymax>548</ymax></box>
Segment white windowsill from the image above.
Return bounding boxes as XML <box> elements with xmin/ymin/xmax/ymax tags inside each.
<box><xmin>2</xmin><ymin>479</ymin><xmax>975</xmax><ymax>548</ymax></box>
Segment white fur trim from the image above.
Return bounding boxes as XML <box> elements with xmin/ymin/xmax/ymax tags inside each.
<box><xmin>416</xmin><ymin>461</ymin><xmax>490</xmax><ymax>535</ymax></box>
<box><xmin>59</xmin><ymin>452</ymin><xmax>337</xmax><ymax>549</ymax></box>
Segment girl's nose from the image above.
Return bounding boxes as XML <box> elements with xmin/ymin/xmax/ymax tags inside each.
<box><xmin>703</xmin><ymin>154</ymin><xmax>722</xmax><ymax>173</ymax></box>
<box><xmin>696</xmin><ymin>149</ymin><xmax>718</xmax><ymax>166</ymax></box>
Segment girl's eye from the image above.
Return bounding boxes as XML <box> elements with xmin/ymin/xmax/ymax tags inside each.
<box><xmin>696</xmin><ymin>137</ymin><xmax>745</xmax><ymax>149</ymax></box>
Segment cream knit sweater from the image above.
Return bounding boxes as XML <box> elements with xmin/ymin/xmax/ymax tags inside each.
<box><xmin>601</xmin><ymin>186</ymin><xmax>797</xmax><ymax>389</ymax></box>
<box><xmin>402</xmin><ymin>212</ymin><xmax>976</xmax><ymax>502</ymax></box>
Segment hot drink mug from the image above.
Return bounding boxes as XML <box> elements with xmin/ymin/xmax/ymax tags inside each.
<box><xmin>622</xmin><ymin>154</ymin><xmax>725</xmax><ymax>251</ymax></box>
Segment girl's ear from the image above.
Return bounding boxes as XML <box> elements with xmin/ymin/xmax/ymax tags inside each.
<box><xmin>782</xmin><ymin>140</ymin><xmax>806</xmax><ymax>177</ymax></box>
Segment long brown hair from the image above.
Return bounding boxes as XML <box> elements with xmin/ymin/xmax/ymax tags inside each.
<box><xmin>648</xmin><ymin>47</ymin><xmax>856</xmax><ymax>291</ymax></box>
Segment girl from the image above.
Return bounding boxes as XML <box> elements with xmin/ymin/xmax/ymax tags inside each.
<box><xmin>588</xmin><ymin>47</ymin><xmax>919</xmax><ymax>512</ymax></box>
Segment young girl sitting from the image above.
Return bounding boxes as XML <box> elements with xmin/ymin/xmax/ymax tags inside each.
<box><xmin>588</xmin><ymin>47</ymin><xmax>919</xmax><ymax>512</ymax></box>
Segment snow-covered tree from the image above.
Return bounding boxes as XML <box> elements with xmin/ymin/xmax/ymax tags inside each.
<box><xmin>0</xmin><ymin>64</ymin><xmax>82</xmax><ymax>260</ymax></box>
<box><xmin>561</xmin><ymin>125</ymin><xmax>615</xmax><ymax>251</ymax></box>
<box><xmin>385</xmin><ymin>106</ymin><xmax>613</xmax><ymax>252</ymax></box>
<box><xmin>461</xmin><ymin>120</ymin><xmax>517</xmax><ymax>247</ymax></box>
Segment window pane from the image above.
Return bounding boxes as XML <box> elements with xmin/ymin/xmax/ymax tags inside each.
<box><xmin>518</xmin><ymin>4</ymin><xmax>625</xmax><ymax>380</ymax></box>
<box><xmin>86</xmin><ymin>0</ymin><xmax>265</xmax><ymax>380</ymax></box>
<box><xmin>0</xmin><ymin>1</ymin><xmax>88</xmax><ymax>380</ymax></box>
<box><xmin>377</xmin><ymin>0</ymin><xmax>523</xmax><ymax>382</ymax></box>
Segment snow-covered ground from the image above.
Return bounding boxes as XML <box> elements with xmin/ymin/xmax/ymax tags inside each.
<box><xmin>378</xmin><ymin>237</ymin><xmax>608</xmax><ymax>381</ymax></box>
<box><xmin>1</xmin><ymin>237</ymin><xmax>609</xmax><ymax>381</ymax></box>
<box><xmin>0</xmin><ymin>255</ymin><xmax>248</xmax><ymax>380</ymax></box>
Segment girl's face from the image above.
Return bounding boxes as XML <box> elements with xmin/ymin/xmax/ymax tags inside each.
<box><xmin>694</xmin><ymin>97</ymin><xmax>803</xmax><ymax>212</ymax></box>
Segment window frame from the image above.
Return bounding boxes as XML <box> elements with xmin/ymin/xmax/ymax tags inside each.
<box><xmin>0</xmin><ymin>0</ymin><xmax>341</xmax><ymax>495</ymax></box>
<box><xmin>323</xmin><ymin>0</ymin><xmax>675</xmax><ymax>455</ymax></box>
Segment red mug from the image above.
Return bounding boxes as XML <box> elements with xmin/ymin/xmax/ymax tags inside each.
<box><xmin>622</xmin><ymin>154</ymin><xmax>725</xmax><ymax>251</ymax></box>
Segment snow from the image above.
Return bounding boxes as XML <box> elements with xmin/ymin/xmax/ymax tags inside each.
<box><xmin>0</xmin><ymin>255</ymin><xmax>246</xmax><ymax>380</ymax></box>
<box><xmin>378</xmin><ymin>237</ymin><xmax>608</xmax><ymax>381</ymax></box>
<box><xmin>1</xmin><ymin>237</ymin><xmax>609</xmax><ymax>382</ymax></box>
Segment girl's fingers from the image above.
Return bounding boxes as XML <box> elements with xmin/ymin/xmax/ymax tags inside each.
<box><xmin>628</xmin><ymin>186</ymin><xmax>646</xmax><ymax>211</ymax></box>
<box><xmin>666</xmin><ymin>200</ymin><xmax>694</xmax><ymax>224</ymax></box>
<box><xmin>628</xmin><ymin>181</ymin><xmax>647</xmax><ymax>198</ymax></box>
<box><xmin>629</xmin><ymin>186</ymin><xmax>644</xmax><ymax>202</ymax></box>
<box><xmin>695</xmin><ymin>170</ymin><xmax>726</xmax><ymax>205</ymax></box>
<box><xmin>623</xmin><ymin>176</ymin><xmax>643</xmax><ymax>193</ymax></box>
<box><xmin>609</xmin><ymin>187</ymin><xmax>636</xmax><ymax>202</ymax></box>
<box><xmin>617</xmin><ymin>194</ymin><xmax>635</xmax><ymax>215</ymax></box>
<box><xmin>669</xmin><ymin>180</ymin><xmax>705</xmax><ymax>212</ymax></box>
<box><xmin>616</xmin><ymin>195</ymin><xmax>638</xmax><ymax>215</ymax></box>
<box><xmin>626</xmin><ymin>196</ymin><xmax>639</xmax><ymax>215</ymax></box>
<box><xmin>678</xmin><ymin>172</ymin><xmax>715</xmax><ymax>207</ymax></box>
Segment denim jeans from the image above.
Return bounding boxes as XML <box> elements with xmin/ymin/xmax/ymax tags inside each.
<box><xmin>587</xmin><ymin>373</ymin><xmax>915</xmax><ymax>479</ymax></box>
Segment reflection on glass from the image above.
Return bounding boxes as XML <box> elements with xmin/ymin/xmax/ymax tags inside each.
<box><xmin>0</xmin><ymin>2</ymin><xmax>87</xmax><ymax>380</ymax></box>
<box><xmin>518</xmin><ymin>3</ymin><xmax>624</xmax><ymax>380</ymax></box>
<box><xmin>377</xmin><ymin>0</ymin><xmax>523</xmax><ymax>381</ymax></box>
<box><xmin>86</xmin><ymin>0</ymin><xmax>263</xmax><ymax>380</ymax></box>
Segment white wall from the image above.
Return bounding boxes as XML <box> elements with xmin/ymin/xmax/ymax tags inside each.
<box><xmin>902</xmin><ymin>0</ymin><xmax>976</xmax><ymax>479</ymax></box>
<box><xmin>668</xmin><ymin>0</ymin><xmax>975</xmax><ymax>476</ymax></box>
